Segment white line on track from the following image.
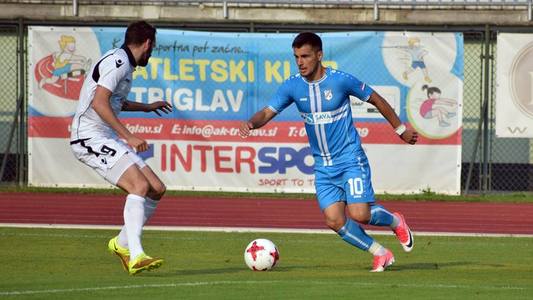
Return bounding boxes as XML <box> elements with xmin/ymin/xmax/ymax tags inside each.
<box><xmin>1</xmin><ymin>223</ymin><xmax>532</xmax><ymax>238</ymax></box>
<box><xmin>0</xmin><ymin>279</ymin><xmax>528</xmax><ymax>296</ymax></box>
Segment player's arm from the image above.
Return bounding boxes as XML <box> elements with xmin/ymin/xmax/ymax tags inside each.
<box><xmin>240</xmin><ymin>80</ymin><xmax>292</xmax><ymax>138</ymax></box>
<box><xmin>367</xmin><ymin>92</ymin><xmax>418</xmax><ymax>145</ymax></box>
<box><xmin>122</xmin><ymin>100</ymin><xmax>172</xmax><ymax>116</ymax></box>
<box><xmin>239</xmin><ymin>107</ymin><xmax>277</xmax><ymax>138</ymax></box>
<box><xmin>91</xmin><ymin>86</ymin><xmax>148</xmax><ymax>152</ymax></box>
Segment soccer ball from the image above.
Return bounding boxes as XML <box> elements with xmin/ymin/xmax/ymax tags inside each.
<box><xmin>244</xmin><ymin>238</ymin><xmax>280</xmax><ymax>271</ymax></box>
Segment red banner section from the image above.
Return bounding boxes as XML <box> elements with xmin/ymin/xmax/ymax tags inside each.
<box><xmin>29</xmin><ymin>116</ymin><xmax>461</xmax><ymax>145</ymax></box>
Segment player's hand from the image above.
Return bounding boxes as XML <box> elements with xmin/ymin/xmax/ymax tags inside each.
<box><xmin>401</xmin><ymin>129</ymin><xmax>418</xmax><ymax>145</ymax></box>
<box><xmin>147</xmin><ymin>101</ymin><xmax>172</xmax><ymax>116</ymax></box>
<box><xmin>239</xmin><ymin>122</ymin><xmax>253</xmax><ymax>138</ymax></box>
<box><xmin>127</xmin><ymin>135</ymin><xmax>148</xmax><ymax>152</ymax></box>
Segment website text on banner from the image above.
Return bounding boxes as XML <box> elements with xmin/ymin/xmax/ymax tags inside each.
<box><xmin>28</xmin><ymin>28</ymin><xmax>463</xmax><ymax>194</ymax></box>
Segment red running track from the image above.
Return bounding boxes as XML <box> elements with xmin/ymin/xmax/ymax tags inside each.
<box><xmin>1</xmin><ymin>192</ymin><xmax>533</xmax><ymax>235</ymax></box>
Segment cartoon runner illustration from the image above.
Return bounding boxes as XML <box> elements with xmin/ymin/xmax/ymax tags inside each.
<box><xmin>402</xmin><ymin>37</ymin><xmax>431</xmax><ymax>83</ymax></box>
<box><xmin>38</xmin><ymin>35</ymin><xmax>92</xmax><ymax>89</ymax></box>
<box><xmin>419</xmin><ymin>85</ymin><xmax>457</xmax><ymax>127</ymax></box>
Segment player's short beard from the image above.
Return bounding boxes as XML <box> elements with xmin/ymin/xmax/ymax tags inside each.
<box><xmin>138</xmin><ymin>55</ymin><xmax>150</xmax><ymax>67</ymax></box>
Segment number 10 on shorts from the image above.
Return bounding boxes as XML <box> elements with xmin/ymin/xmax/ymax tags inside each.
<box><xmin>348</xmin><ymin>177</ymin><xmax>364</xmax><ymax>196</ymax></box>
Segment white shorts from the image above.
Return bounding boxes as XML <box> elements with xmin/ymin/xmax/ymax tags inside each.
<box><xmin>70</xmin><ymin>136</ymin><xmax>146</xmax><ymax>185</ymax></box>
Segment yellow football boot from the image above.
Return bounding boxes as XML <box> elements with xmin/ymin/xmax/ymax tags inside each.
<box><xmin>128</xmin><ymin>253</ymin><xmax>164</xmax><ymax>276</ymax></box>
<box><xmin>107</xmin><ymin>236</ymin><xmax>130</xmax><ymax>271</ymax></box>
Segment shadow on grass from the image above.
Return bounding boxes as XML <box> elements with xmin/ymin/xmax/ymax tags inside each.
<box><xmin>144</xmin><ymin>267</ymin><xmax>243</xmax><ymax>277</ymax></box>
<box><xmin>395</xmin><ymin>261</ymin><xmax>473</xmax><ymax>271</ymax></box>
<box><xmin>143</xmin><ymin>264</ymin><xmax>332</xmax><ymax>277</ymax></box>
<box><xmin>141</xmin><ymin>261</ymin><xmax>482</xmax><ymax>277</ymax></box>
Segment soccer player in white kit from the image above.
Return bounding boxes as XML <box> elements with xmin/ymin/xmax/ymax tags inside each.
<box><xmin>70</xmin><ymin>21</ymin><xmax>172</xmax><ymax>275</ymax></box>
<box><xmin>240</xmin><ymin>32</ymin><xmax>418</xmax><ymax>272</ymax></box>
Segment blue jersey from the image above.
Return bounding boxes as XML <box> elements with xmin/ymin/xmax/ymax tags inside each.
<box><xmin>268</xmin><ymin>67</ymin><xmax>374</xmax><ymax>168</ymax></box>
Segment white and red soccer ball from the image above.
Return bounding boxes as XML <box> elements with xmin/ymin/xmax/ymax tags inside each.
<box><xmin>244</xmin><ymin>238</ymin><xmax>279</xmax><ymax>271</ymax></box>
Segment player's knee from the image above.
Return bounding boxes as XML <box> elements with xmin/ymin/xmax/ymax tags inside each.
<box><xmin>146</xmin><ymin>180</ymin><xmax>166</xmax><ymax>200</ymax></box>
<box><xmin>348</xmin><ymin>210</ymin><xmax>370</xmax><ymax>224</ymax></box>
<box><xmin>325</xmin><ymin>218</ymin><xmax>345</xmax><ymax>232</ymax></box>
<box><xmin>153</xmin><ymin>182</ymin><xmax>166</xmax><ymax>199</ymax></box>
<box><xmin>131</xmin><ymin>179</ymin><xmax>150</xmax><ymax>197</ymax></box>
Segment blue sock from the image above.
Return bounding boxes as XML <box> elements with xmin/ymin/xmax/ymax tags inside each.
<box><xmin>337</xmin><ymin>219</ymin><xmax>374</xmax><ymax>251</ymax></box>
<box><xmin>369</xmin><ymin>204</ymin><xmax>395</xmax><ymax>227</ymax></box>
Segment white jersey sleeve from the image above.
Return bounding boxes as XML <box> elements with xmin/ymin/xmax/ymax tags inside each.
<box><xmin>71</xmin><ymin>47</ymin><xmax>134</xmax><ymax>140</ymax></box>
<box><xmin>97</xmin><ymin>54</ymin><xmax>130</xmax><ymax>93</ymax></box>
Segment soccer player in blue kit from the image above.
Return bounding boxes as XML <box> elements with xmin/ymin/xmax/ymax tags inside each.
<box><xmin>239</xmin><ymin>32</ymin><xmax>418</xmax><ymax>272</ymax></box>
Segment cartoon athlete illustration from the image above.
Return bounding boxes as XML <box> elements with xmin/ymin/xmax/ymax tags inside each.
<box><xmin>38</xmin><ymin>35</ymin><xmax>92</xmax><ymax>89</ymax></box>
<box><xmin>419</xmin><ymin>85</ymin><xmax>457</xmax><ymax>127</ymax></box>
<box><xmin>402</xmin><ymin>37</ymin><xmax>431</xmax><ymax>83</ymax></box>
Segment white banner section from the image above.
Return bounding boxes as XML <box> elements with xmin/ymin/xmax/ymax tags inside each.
<box><xmin>30</xmin><ymin>139</ymin><xmax>460</xmax><ymax>195</ymax></box>
<box><xmin>496</xmin><ymin>33</ymin><xmax>533</xmax><ymax>138</ymax></box>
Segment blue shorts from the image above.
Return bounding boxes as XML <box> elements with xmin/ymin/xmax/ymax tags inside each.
<box><xmin>314</xmin><ymin>156</ymin><xmax>375</xmax><ymax>211</ymax></box>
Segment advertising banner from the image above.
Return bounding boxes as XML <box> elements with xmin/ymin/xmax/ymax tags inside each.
<box><xmin>29</xmin><ymin>27</ymin><xmax>463</xmax><ymax>194</ymax></box>
<box><xmin>496</xmin><ymin>33</ymin><xmax>533</xmax><ymax>138</ymax></box>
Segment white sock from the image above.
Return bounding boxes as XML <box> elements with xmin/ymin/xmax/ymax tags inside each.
<box><xmin>368</xmin><ymin>242</ymin><xmax>387</xmax><ymax>256</ymax></box>
<box><xmin>143</xmin><ymin>197</ymin><xmax>159</xmax><ymax>224</ymax></box>
<box><xmin>123</xmin><ymin>194</ymin><xmax>146</xmax><ymax>260</ymax></box>
<box><xmin>117</xmin><ymin>197</ymin><xmax>159</xmax><ymax>249</ymax></box>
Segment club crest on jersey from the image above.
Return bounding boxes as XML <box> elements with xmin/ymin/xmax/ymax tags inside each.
<box><xmin>324</xmin><ymin>89</ymin><xmax>333</xmax><ymax>101</ymax></box>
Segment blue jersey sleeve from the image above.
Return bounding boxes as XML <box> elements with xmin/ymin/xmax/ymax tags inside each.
<box><xmin>267</xmin><ymin>80</ymin><xmax>294</xmax><ymax>113</ymax></box>
<box><xmin>344</xmin><ymin>73</ymin><xmax>374</xmax><ymax>102</ymax></box>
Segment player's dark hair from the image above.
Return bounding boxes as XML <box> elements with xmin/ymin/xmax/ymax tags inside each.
<box><xmin>422</xmin><ymin>84</ymin><xmax>441</xmax><ymax>96</ymax></box>
<box><xmin>124</xmin><ymin>21</ymin><xmax>156</xmax><ymax>46</ymax></box>
<box><xmin>292</xmin><ymin>32</ymin><xmax>322</xmax><ymax>51</ymax></box>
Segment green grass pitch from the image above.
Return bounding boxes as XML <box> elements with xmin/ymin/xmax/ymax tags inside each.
<box><xmin>0</xmin><ymin>227</ymin><xmax>532</xmax><ymax>299</ymax></box>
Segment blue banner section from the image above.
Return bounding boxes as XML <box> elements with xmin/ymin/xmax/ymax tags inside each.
<box><xmin>34</xmin><ymin>28</ymin><xmax>464</xmax><ymax>126</ymax></box>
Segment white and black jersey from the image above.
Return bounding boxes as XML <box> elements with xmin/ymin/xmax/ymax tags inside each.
<box><xmin>69</xmin><ymin>45</ymin><xmax>142</xmax><ymax>183</ymax></box>
<box><xmin>70</xmin><ymin>45</ymin><xmax>137</xmax><ymax>140</ymax></box>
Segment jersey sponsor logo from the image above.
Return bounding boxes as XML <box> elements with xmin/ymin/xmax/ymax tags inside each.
<box><xmin>300</xmin><ymin>111</ymin><xmax>334</xmax><ymax>125</ymax></box>
<box><xmin>299</xmin><ymin>97</ymin><xmax>308</xmax><ymax>102</ymax></box>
